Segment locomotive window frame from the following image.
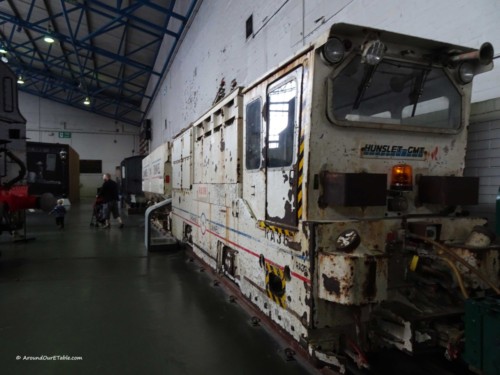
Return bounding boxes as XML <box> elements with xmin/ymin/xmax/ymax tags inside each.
<box><xmin>245</xmin><ymin>97</ymin><xmax>262</xmax><ymax>170</ymax></box>
<box><xmin>326</xmin><ymin>54</ymin><xmax>465</xmax><ymax>134</ymax></box>
<box><xmin>266</xmin><ymin>72</ymin><xmax>299</xmax><ymax>168</ymax></box>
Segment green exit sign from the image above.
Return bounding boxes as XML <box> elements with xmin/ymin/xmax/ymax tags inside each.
<box><xmin>58</xmin><ymin>131</ymin><xmax>72</xmax><ymax>138</ymax></box>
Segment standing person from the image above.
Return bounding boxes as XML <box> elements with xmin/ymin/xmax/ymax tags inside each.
<box><xmin>49</xmin><ymin>199</ymin><xmax>67</xmax><ymax>229</ymax></box>
<box><xmin>99</xmin><ymin>173</ymin><xmax>124</xmax><ymax>229</ymax></box>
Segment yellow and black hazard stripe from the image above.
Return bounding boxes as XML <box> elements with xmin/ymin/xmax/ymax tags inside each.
<box><xmin>297</xmin><ymin>129</ymin><xmax>305</xmax><ymax>220</ymax></box>
<box><xmin>265</xmin><ymin>262</ymin><xmax>287</xmax><ymax>308</ymax></box>
<box><xmin>258</xmin><ymin>221</ymin><xmax>295</xmax><ymax>238</ymax></box>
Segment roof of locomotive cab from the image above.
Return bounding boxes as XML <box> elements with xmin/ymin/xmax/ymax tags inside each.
<box><xmin>326</xmin><ymin>23</ymin><xmax>476</xmax><ymax>56</ymax></box>
<box><xmin>243</xmin><ymin>22</ymin><xmax>481</xmax><ymax>96</ymax></box>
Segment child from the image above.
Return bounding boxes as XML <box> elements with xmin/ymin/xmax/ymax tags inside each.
<box><xmin>50</xmin><ymin>199</ymin><xmax>67</xmax><ymax>229</ymax></box>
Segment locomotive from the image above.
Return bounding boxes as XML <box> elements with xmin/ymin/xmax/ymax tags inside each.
<box><xmin>143</xmin><ymin>23</ymin><xmax>498</xmax><ymax>373</ymax></box>
<box><xmin>0</xmin><ymin>61</ymin><xmax>54</xmax><ymax>236</ymax></box>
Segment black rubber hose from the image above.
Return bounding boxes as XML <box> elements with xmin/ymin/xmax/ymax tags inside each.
<box><xmin>0</xmin><ymin>148</ymin><xmax>27</xmax><ymax>189</ymax></box>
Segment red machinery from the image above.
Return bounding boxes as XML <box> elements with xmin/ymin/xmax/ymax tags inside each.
<box><xmin>0</xmin><ymin>147</ymin><xmax>55</xmax><ymax>234</ymax></box>
<box><xmin>0</xmin><ymin>61</ymin><xmax>55</xmax><ymax>236</ymax></box>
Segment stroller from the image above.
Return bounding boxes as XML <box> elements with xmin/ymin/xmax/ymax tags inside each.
<box><xmin>90</xmin><ymin>196</ymin><xmax>106</xmax><ymax>227</ymax></box>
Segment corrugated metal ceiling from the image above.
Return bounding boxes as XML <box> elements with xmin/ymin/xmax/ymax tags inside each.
<box><xmin>0</xmin><ymin>0</ymin><xmax>200</xmax><ymax>126</ymax></box>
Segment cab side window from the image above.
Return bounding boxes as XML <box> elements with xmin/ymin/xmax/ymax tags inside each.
<box><xmin>245</xmin><ymin>98</ymin><xmax>262</xmax><ymax>170</ymax></box>
<box><xmin>267</xmin><ymin>79</ymin><xmax>297</xmax><ymax>168</ymax></box>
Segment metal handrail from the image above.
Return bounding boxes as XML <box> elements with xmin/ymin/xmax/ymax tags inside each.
<box><xmin>144</xmin><ymin>198</ymin><xmax>172</xmax><ymax>249</ymax></box>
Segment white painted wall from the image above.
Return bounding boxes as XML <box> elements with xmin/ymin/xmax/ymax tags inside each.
<box><xmin>465</xmin><ymin>98</ymin><xmax>500</xmax><ymax>230</ymax></box>
<box><xmin>147</xmin><ymin>0</ymin><xmax>500</xmax><ymax>150</ymax></box>
<box><xmin>20</xmin><ymin>92</ymin><xmax>140</xmax><ymax>197</ymax></box>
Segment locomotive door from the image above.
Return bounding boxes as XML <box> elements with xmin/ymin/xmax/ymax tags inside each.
<box><xmin>265</xmin><ymin>67</ymin><xmax>302</xmax><ymax>228</ymax></box>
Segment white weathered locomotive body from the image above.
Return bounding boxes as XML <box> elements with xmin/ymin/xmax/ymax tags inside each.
<box><xmin>144</xmin><ymin>23</ymin><xmax>498</xmax><ymax>372</ymax></box>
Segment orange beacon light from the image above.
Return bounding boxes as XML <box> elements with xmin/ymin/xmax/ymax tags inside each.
<box><xmin>390</xmin><ymin>164</ymin><xmax>413</xmax><ymax>191</ymax></box>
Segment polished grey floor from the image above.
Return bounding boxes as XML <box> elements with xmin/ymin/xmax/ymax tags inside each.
<box><xmin>0</xmin><ymin>200</ymin><xmax>316</xmax><ymax>375</ymax></box>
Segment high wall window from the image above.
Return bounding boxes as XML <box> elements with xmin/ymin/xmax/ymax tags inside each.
<box><xmin>80</xmin><ymin>160</ymin><xmax>102</xmax><ymax>174</ymax></box>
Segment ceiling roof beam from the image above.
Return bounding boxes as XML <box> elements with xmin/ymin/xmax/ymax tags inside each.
<box><xmin>130</xmin><ymin>0</ymin><xmax>186</xmax><ymax>22</ymax></box>
<box><xmin>66</xmin><ymin>2</ymin><xmax>178</xmax><ymax>42</ymax></box>
<box><xmin>61</xmin><ymin>0</ymin><xmax>92</xmax><ymax>98</ymax></box>
<box><xmin>21</xmin><ymin>85</ymin><xmax>144</xmax><ymax>125</ymax></box>
<box><xmin>4</xmin><ymin>0</ymin><xmax>51</xmax><ymax>73</ymax></box>
<box><xmin>83</xmin><ymin>1</ymin><xmax>100</xmax><ymax>91</ymax></box>
<box><xmin>25</xmin><ymin>0</ymin><xmax>37</xmax><ymax>23</ymax></box>
<box><xmin>37</xmin><ymin>71</ymin><xmax>147</xmax><ymax>102</ymax></box>
<box><xmin>3</xmin><ymin>39</ymin><xmax>155</xmax><ymax>101</ymax></box>
<box><xmin>24</xmin><ymin>85</ymin><xmax>145</xmax><ymax>120</ymax></box>
<box><xmin>43</xmin><ymin>0</ymin><xmax>81</xmax><ymax>88</ymax></box>
<box><xmin>94</xmin><ymin>96</ymin><xmax>142</xmax><ymax>112</ymax></box>
<box><xmin>0</xmin><ymin>12</ymin><xmax>159</xmax><ymax>75</ymax></box>
<box><xmin>115</xmin><ymin>0</ymin><xmax>130</xmax><ymax>119</ymax></box>
<box><xmin>98</xmin><ymin>69</ymin><xmax>151</xmax><ymax>97</ymax></box>
<box><xmin>140</xmin><ymin>0</ymin><xmax>199</xmax><ymax>125</ymax></box>
<box><xmin>136</xmin><ymin>0</ymin><xmax>178</xmax><ymax>122</ymax></box>
<box><xmin>93</xmin><ymin>0</ymin><xmax>185</xmax><ymax>26</ymax></box>
<box><xmin>0</xmin><ymin>0</ymin><xmax>200</xmax><ymax>126</ymax></box>
<box><xmin>11</xmin><ymin>51</ymin><xmax>150</xmax><ymax>97</ymax></box>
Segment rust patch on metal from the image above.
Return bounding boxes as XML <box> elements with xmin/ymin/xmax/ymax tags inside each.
<box><xmin>287</xmin><ymin>240</ymin><xmax>301</xmax><ymax>251</ymax></box>
<box><xmin>284</xmin><ymin>200</ymin><xmax>294</xmax><ymax>221</ymax></box>
<box><xmin>322</xmin><ymin>274</ymin><xmax>340</xmax><ymax>295</ymax></box>
<box><xmin>220</xmin><ymin>136</ymin><xmax>225</xmax><ymax>152</ymax></box>
<box><xmin>363</xmin><ymin>259</ymin><xmax>377</xmax><ymax>299</ymax></box>
<box><xmin>301</xmin><ymin>312</ymin><xmax>308</xmax><ymax>327</ymax></box>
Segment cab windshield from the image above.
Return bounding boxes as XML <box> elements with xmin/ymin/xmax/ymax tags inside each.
<box><xmin>327</xmin><ymin>56</ymin><xmax>462</xmax><ymax>132</ymax></box>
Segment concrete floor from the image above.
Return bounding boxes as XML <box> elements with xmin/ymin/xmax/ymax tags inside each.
<box><xmin>0</xmin><ymin>200</ymin><xmax>316</xmax><ymax>375</ymax></box>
